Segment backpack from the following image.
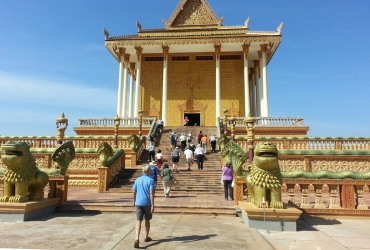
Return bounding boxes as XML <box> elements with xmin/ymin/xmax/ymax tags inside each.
<box><xmin>197</xmin><ymin>134</ymin><xmax>203</xmax><ymax>141</ymax></box>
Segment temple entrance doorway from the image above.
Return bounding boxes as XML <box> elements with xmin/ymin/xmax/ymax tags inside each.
<box><xmin>184</xmin><ymin>113</ymin><xmax>200</xmax><ymax>126</ymax></box>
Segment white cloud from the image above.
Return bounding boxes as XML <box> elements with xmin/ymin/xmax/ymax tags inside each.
<box><xmin>0</xmin><ymin>71</ymin><xmax>116</xmax><ymax>110</ymax></box>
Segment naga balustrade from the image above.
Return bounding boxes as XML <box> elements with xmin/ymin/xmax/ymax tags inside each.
<box><xmin>97</xmin><ymin>150</ymin><xmax>125</xmax><ymax>192</ymax></box>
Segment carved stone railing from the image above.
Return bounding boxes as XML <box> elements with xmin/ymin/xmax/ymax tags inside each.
<box><xmin>236</xmin><ymin>136</ymin><xmax>370</xmax><ymax>151</ymax></box>
<box><xmin>234</xmin><ymin>178</ymin><xmax>370</xmax><ymax>215</ymax></box>
<box><xmin>0</xmin><ymin>136</ymin><xmax>132</xmax><ymax>149</ymax></box>
<box><xmin>77</xmin><ymin>117</ymin><xmax>156</xmax><ymax>127</ymax></box>
<box><xmin>218</xmin><ymin>117</ymin><xmax>305</xmax><ymax>127</ymax></box>
<box><xmin>98</xmin><ymin>149</ymin><xmax>125</xmax><ymax>192</ymax></box>
<box><xmin>282</xmin><ymin>179</ymin><xmax>370</xmax><ymax>215</ymax></box>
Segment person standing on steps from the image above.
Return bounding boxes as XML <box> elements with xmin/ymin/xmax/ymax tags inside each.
<box><xmin>209</xmin><ymin>134</ymin><xmax>217</xmax><ymax>153</ymax></box>
<box><xmin>149</xmin><ymin>161</ymin><xmax>161</xmax><ymax>190</ymax></box>
<box><xmin>171</xmin><ymin>146</ymin><xmax>181</xmax><ymax>172</ymax></box>
<box><xmin>194</xmin><ymin>144</ymin><xmax>205</xmax><ymax>170</ymax></box>
<box><xmin>221</xmin><ymin>162</ymin><xmax>234</xmax><ymax>201</ymax></box>
<box><xmin>147</xmin><ymin>142</ymin><xmax>155</xmax><ymax>162</ymax></box>
<box><xmin>180</xmin><ymin>133</ymin><xmax>187</xmax><ymax>151</ymax></box>
<box><xmin>201</xmin><ymin>134</ymin><xmax>208</xmax><ymax>153</ymax></box>
<box><xmin>170</xmin><ymin>132</ymin><xmax>176</xmax><ymax>151</ymax></box>
<box><xmin>161</xmin><ymin>164</ymin><xmax>176</xmax><ymax>198</ymax></box>
<box><xmin>155</xmin><ymin>149</ymin><xmax>163</xmax><ymax>169</ymax></box>
<box><xmin>197</xmin><ymin>131</ymin><xmax>204</xmax><ymax>144</ymax></box>
<box><xmin>188</xmin><ymin>142</ymin><xmax>196</xmax><ymax>160</ymax></box>
<box><xmin>184</xmin><ymin>116</ymin><xmax>189</xmax><ymax>126</ymax></box>
<box><xmin>132</xmin><ymin>165</ymin><xmax>155</xmax><ymax>248</ymax></box>
<box><xmin>184</xmin><ymin>146</ymin><xmax>193</xmax><ymax>171</ymax></box>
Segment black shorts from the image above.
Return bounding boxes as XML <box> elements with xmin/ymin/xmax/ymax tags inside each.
<box><xmin>136</xmin><ymin>205</ymin><xmax>152</xmax><ymax>221</ymax></box>
<box><xmin>172</xmin><ymin>156</ymin><xmax>180</xmax><ymax>163</ymax></box>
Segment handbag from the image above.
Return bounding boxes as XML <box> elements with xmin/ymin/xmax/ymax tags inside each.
<box><xmin>221</xmin><ymin>168</ymin><xmax>230</xmax><ymax>185</ymax></box>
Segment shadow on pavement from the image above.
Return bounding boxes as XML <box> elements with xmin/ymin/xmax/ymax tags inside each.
<box><xmin>145</xmin><ymin>234</ymin><xmax>217</xmax><ymax>248</ymax></box>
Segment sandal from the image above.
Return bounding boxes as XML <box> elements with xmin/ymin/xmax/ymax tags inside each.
<box><xmin>134</xmin><ymin>240</ymin><xmax>139</xmax><ymax>248</ymax></box>
<box><xmin>144</xmin><ymin>237</ymin><xmax>152</xmax><ymax>242</ymax></box>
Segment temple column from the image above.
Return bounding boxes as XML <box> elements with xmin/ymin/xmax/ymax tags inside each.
<box><xmin>116</xmin><ymin>48</ymin><xmax>125</xmax><ymax>117</ymax></box>
<box><xmin>242</xmin><ymin>43</ymin><xmax>250</xmax><ymax>116</ymax></box>
<box><xmin>122</xmin><ymin>54</ymin><xmax>130</xmax><ymax>118</ymax></box>
<box><xmin>134</xmin><ymin>46</ymin><xmax>143</xmax><ymax>116</ymax></box>
<box><xmin>260</xmin><ymin>44</ymin><xmax>269</xmax><ymax>117</ymax></box>
<box><xmin>128</xmin><ymin>62</ymin><xmax>136</xmax><ymax>118</ymax></box>
<box><xmin>248</xmin><ymin>70</ymin><xmax>253</xmax><ymax>116</ymax></box>
<box><xmin>253</xmin><ymin>59</ymin><xmax>260</xmax><ymax>117</ymax></box>
<box><xmin>215</xmin><ymin>44</ymin><xmax>221</xmax><ymax>124</ymax></box>
<box><xmin>250</xmin><ymin>68</ymin><xmax>256</xmax><ymax>116</ymax></box>
<box><xmin>161</xmin><ymin>44</ymin><xmax>169</xmax><ymax>125</ymax></box>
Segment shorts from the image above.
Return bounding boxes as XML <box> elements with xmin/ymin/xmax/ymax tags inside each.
<box><xmin>185</xmin><ymin>158</ymin><xmax>192</xmax><ymax>163</ymax></box>
<box><xmin>136</xmin><ymin>205</ymin><xmax>153</xmax><ymax>221</ymax></box>
<box><xmin>172</xmin><ymin>156</ymin><xmax>180</xmax><ymax>163</ymax></box>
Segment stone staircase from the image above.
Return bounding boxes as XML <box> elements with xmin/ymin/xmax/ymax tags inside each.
<box><xmin>58</xmin><ymin>127</ymin><xmax>237</xmax><ymax>216</ymax></box>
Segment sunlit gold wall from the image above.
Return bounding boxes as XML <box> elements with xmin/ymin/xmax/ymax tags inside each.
<box><xmin>141</xmin><ymin>53</ymin><xmax>244</xmax><ymax>126</ymax></box>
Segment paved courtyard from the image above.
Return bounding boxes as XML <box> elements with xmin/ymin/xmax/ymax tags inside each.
<box><xmin>1</xmin><ymin>213</ymin><xmax>369</xmax><ymax>250</ymax></box>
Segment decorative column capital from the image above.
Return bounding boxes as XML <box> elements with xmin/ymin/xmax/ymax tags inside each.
<box><xmin>242</xmin><ymin>42</ymin><xmax>250</xmax><ymax>60</ymax></box>
<box><xmin>249</xmin><ymin>68</ymin><xmax>255</xmax><ymax>75</ymax></box>
<box><xmin>260</xmin><ymin>44</ymin><xmax>268</xmax><ymax>53</ymax></box>
<box><xmin>162</xmin><ymin>44</ymin><xmax>169</xmax><ymax>61</ymax></box>
<box><xmin>129</xmin><ymin>62</ymin><xmax>136</xmax><ymax>78</ymax></box>
<box><xmin>135</xmin><ymin>45</ymin><xmax>143</xmax><ymax>62</ymax></box>
<box><xmin>253</xmin><ymin>60</ymin><xmax>259</xmax><ymax>68</ymax></box>
<box><xmin>214</xmin><ymin>43</ymin><xmax>221</xmax><ymax>60</ymax></box>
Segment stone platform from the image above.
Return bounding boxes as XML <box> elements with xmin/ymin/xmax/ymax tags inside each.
<box><xmin>239</xmin><ymin>201</ymin><xmax>302</xmax><ymax>231</ymax></box>
<box><xmin>0</xmin><ymin>198</ymin><xmax>60</xmax><ymax>222</ymax></box>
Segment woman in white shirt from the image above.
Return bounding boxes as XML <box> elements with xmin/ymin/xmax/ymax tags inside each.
<box><xmin>155</xmin><ymin>149</ymin><xmax>163</xmax><ymax>169</ymax></box>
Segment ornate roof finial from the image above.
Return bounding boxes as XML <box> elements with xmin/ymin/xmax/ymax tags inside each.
<box><xmin>103</xmin><ymin>28</ymin><xmax>110</xmax><ymax>39</ymax></box>
<box><xmin>244</xmin><ymin>17</ymin><xmax>250</xmax><ymax>28</ymax></box>
<box><xmin>136</xmin><ymin>20</ymin><xmax>142</xmax><ymax>32</ymax></box>
<box><xmin>277</xmin><ymin>22</ymin><xmax>284</xmax><ymax>33</ymax></box>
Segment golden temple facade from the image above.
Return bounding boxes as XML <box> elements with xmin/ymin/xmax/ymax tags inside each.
<box><xmin>105</xmin><ymin>0</ymin><xmax>283</xmax><ymax>127</ymax></box>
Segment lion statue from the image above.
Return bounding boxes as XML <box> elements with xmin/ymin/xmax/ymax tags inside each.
<box><xmin>0</xmin><ymin>141</ymin><xmax>49</xmax><ymax>203</ymax></box>
<box><xmin>246</xmin><ymin>142</ymin><xmax>283</xmax><ymax>209</ymax></box>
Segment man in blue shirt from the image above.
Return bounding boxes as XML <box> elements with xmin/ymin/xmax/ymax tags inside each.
<box><xmin>132</xmin><ymin>165</ymin><xmax>155</xmax><ymax>248</ymax></box>
<box><xmin>149</xmin><ymin>161</ymin><xmax>161</xmax><ymax>190</ymax></box>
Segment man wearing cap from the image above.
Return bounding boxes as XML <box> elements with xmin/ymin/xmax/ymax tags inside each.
<box><xmin>171</xmin><ymin>146</ymin><xmax>181</xmax><ymax>172</ymax></box>
<box><xmin>148</xmin><ymin>161</ymin><xmax>161</xmax><ymax>190</ymax></box>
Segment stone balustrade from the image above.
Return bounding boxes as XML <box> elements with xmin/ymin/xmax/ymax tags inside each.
<box><xmin>218</xmin><ymin>116</ymin><xmax>305</xmax><ymax>127</ymax></box>
<box><xmin>236</xmin><ymin>136</ymin><xmax>370</xmax><ymax>151</ymax></box>
<box><xmin>98</xmin><ymin>150</ymin><xmax>125</xmax><ymax>192</ymax></box>
<box><xmin>77</xmin><ymin>117</ymin><xmax>156</xmax><ymax>127</ymax></box>
<box><xmin>234</xmin><ymin>178</ymin><xmax>370</xmax><ymax>216</ymax></box>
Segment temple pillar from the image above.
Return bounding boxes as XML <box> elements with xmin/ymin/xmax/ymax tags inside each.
<box><xmin>261</xmin><ymin>44</ymin><xmax>269</xmax><ymax>117</ymax></box>
<box><xmin>117</xmin><ymin>48</ymin><xmax>125</xmax><ymax>117</ymax></box>
<box><xmin>122</xmin><ymin>54</ymin><xmax>130</xmax><ymax>118</ymax></box>
<box><xmin>242</xmin><ymin>43</ymin><xmax>250</xmax><ymax>116</ymax></box>
<box><xmin>248</xmin><ymin>70</ymin><xmax>253</xmax><ymax>116</ymax></box>
<box><xmin>161</xmin><ymin>44</ymin><xmax>169</xmax><ymax>124</ymax></box>
<box><xmin>128</xmin><ymin>62</ymin><xmax>136</xmax><ymax>118</ymax></box>
<box><xmin>250</xmin><ymin>68</ymin><xmax>256</xmax><ymax>117</ymax></box>
<box><xmin>134</xmin><ymin>46</ymin><xmax>143</xmax><ymax>116</ymax></box>
<box><xmin>215</xmin><ymin>44</ymin><xmax>221</xmax><ymax>124</ymax></box>
<box><xmin>253</xmin><ymin>59</ymin><xmax>260</xmax><ymax>117</ymax></box>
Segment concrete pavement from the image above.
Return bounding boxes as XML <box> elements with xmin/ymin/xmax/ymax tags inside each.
<box><xmin>1</xmin><ymin>213</ymin><xmax>370</xmax><ymax>250</ymax></box>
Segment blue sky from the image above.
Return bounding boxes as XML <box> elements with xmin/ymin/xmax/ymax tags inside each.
<box><xmin>0</xmin><ymin>0</ymin><xmax>369</xmax><ymax>137</ymax></box>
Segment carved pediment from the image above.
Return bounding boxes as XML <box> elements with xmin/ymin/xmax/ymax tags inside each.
<box><xmin>178</xmin><ymin>90</ymin><xmax>207</xmax><ymax>111</ymax></box>
<box><xmin>164</xmin><ymin>0</ymin><xmax>223</xmax><ymax>29</ymax></box>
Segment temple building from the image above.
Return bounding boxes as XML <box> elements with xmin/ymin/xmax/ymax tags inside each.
<box><xmin>104</xmin><ymin>0</ymin><xmax>283</xmax><ymax>127</ymax></box>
